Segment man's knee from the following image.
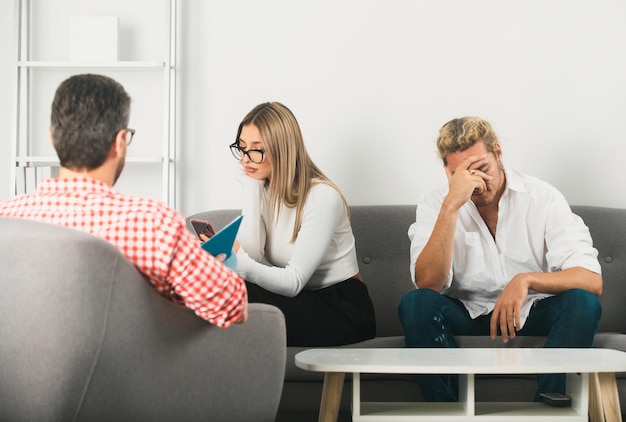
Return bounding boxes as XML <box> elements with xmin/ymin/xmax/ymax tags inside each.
<box><xmin>398</xmin><ymin>288</ymin><xmax>442</xmax><ymax>325</ymax></box>
<box><xmin>558</xmin><ymin>288</ymin><xmax>602</xmax><ymax>322</ymax></box>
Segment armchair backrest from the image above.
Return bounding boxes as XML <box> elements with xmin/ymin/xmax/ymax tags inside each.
<box><xmin>0</xmin><ymin>217</ymin><xmax>286</xmax><ymax>422</ymax></box>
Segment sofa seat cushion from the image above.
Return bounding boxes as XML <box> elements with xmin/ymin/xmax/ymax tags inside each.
<box><xmin>594</xmin><ymin>332</ymin><xmax>626</xmax><ymax>352</ymax></box>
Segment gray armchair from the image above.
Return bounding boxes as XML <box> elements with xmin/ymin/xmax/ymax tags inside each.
<box><xmin>0</xmin><ymin>217</ymin><xmax>286</xmax><ymax>422</ymax></box>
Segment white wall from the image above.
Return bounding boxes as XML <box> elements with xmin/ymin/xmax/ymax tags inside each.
<box><xmin>0</xmin><ymin>0</ymin><xmax>14</xmax><ymax>199</ymax></box>
<box><xmin>2</xmin><ymin>0</ymin><xmax>626</xmax><ymax>218</ymax></box>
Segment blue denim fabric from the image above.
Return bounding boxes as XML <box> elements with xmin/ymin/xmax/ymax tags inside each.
<box><xmin>398</xmin><ymin>288</ymin><xmax>602</xmax><ymax>402</ymax></box>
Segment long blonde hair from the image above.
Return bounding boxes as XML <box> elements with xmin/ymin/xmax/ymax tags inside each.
<box><xmin>236</xmin><ymin>102</ymin><xmax>348</xmax><ymax>241</ymax></box>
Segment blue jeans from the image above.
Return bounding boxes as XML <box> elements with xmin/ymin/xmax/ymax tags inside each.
<box><xmin>397</xmin><ymin>288</ymin><xmax>602</xmax><ymax>402</ymax></box>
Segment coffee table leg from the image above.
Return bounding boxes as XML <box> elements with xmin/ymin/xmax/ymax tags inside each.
<box><xmin>589</xmin><ymin>372</ymin><xmax>622</xmax><ymax>422</ymax></box>
<box><xmin>589</xmin><ymin>373</ymin><xmax>604</xmax><ymax>421</ymax></box>
<box><xmin>318</xmin><ymin>372</ymin><xmax>345</xmax><ymax>422</ymax></box>
<box><xmin>599</xmin><ymin>372</ymin><xmax>621</xmax><ymax>422</ymax></box>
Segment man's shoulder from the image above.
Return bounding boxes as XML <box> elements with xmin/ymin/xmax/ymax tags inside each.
<box><xmin>508</xmin><ymin>168</ymin><xmax>565</xmax><ymax>200</ymax></box>
<box><xmin>114</xmin><ymin>192</ymin><xmax>184</xmax><ymax>223</ymax></box>
<box><xmin>418</xmin><ymin>185</ymin><xmax>448</xmax><ymax>207</ymax></box>
<box><xmin>0</xmin><ymin>193</ymin><xmax>38</xmax><ymax>216</ymax></box>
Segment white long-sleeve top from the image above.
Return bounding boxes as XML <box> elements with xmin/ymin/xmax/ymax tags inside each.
<box><xmin>235</xmin><ymin>172</ymin><xmax>359</xmax><ymax>297</ymax></box>
<box><xmin>408</xmin><ymin>165</ymin><xmax>601</xmax><ymax>328</ymax></box>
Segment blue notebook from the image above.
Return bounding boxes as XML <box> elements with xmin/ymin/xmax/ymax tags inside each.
<box><xmin>201</xmin><ymin>215</ymin><xmax>243</xmax><ymax>259</ymax></box>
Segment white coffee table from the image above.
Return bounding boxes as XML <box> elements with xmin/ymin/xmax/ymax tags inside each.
<box><xmin>295</xmin><ymin>348</ymin><xmax>626</xmax><ymax>421</ymax></box>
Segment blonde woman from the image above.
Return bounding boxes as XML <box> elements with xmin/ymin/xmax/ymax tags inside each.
<box><xmin>230</xmin><ymin>102</ymin><xmax>376</xmax><ymax>346</ymax></box>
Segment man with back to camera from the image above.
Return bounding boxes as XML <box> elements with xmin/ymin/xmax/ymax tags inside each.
<box><xmin>398</xmin><ymin>116</ymin><xmax>602</xmax><ymax>402</ymax></box>
<box><xmin>0</xmin><ymin>73</ymin><xmax>248</xmax><ymax>327</ymax></box>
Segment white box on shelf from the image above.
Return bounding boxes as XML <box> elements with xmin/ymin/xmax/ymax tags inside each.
<box><xmin>70</xmin><ymin>16</ymin><xmax>119</xmax><ymax>61</ymax></box>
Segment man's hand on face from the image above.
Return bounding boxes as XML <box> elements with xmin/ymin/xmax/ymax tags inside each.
<box><xmin>444</xmin><ymin>154</ymin><xmax>492</xmax><ymax>210</ymax></box>
<box><xmin>490</xmin><ymin>274</ymin><xmax>531</xmax><ymax>343</ymax></box>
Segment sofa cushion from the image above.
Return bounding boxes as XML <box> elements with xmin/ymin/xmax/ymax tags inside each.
<box><xmin>571</xmin><ymin>206</ymin><xmax>626</xmax><ymax>333</ymax></box>
<box><xmin>349</xmin><ymin>205</ymin><xmax>416</xmax><ymax>337</ymax></box>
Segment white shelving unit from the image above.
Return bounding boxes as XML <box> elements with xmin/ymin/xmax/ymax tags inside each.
<box><xmin>10</xmin><ymin>0</ymin><xmax>177</xmax><ymax>207</ymax></box>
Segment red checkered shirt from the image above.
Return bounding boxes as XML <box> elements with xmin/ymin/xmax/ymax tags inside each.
<box><xmin>0</xmin><ymin>177</ymin><xmax>247</xmax><ymax>328</ymax></box>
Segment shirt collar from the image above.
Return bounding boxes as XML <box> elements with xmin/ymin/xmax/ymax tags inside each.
<box><xmin>36</xmin><ymin>177</ymin><xmax>115</xmax><ymax>196</ymax></box>
<box><xmin>502</xmin><ymin>163</ymin><xmax>527</xmax><ymax>195</ymax></box>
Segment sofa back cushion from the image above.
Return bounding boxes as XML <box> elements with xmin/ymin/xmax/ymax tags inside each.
<box><xmin>349</xmin><ymin>206</ymin><xmax>416</xmax><ymax>337</ymax></box>
<box><xmin>187</xmin><ymin>206</ymin><xmax>416</xmax><ymax>338</ymax></box>
<box><xmin>186</xmin><ymin>204</ymin><xmax>626</xmax><ymax>339</ymax></box>
<box><xmin>571</xmin><ymin>206</ymin><xmax>626</xmax><ymax>333</ymax></box>
<box><xmin>355</xmin><ymin>205</ymin><xmax>626</xmax><ymax>337</ymax></box>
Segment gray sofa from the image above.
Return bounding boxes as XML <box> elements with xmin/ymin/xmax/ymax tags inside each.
<box><xmin>187</xmin><ymin>205</ymin><xmax>626</xmax><ymax>421</ymax></box>
<box><xmin>0</xmin><ymin>217</ymin><xmax>287</xmax><ymax>422</ymax></box>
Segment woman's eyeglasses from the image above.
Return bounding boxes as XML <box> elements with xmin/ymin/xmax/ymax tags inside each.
<box><xmin>229</xmin><ymin>142</ymin><xmax>265</xmax><ymax>164</ymax></box>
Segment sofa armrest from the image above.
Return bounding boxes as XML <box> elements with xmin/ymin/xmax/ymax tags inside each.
<box><xmin>0</xmin><ymin>218</ymin><xmax>286</xmax><ymax>422</ymax></box>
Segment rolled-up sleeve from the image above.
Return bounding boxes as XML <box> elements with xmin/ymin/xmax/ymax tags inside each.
<box><xmin>545</xmin><ymin>194</ymin><xmax>602</xmax><ymax>275</ymax></box>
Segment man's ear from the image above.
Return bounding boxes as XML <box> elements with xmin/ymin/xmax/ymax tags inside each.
<box><xmin>47</xmin><ymin>127</ymin><xmax>53</xmax><ymax>147</ymax></box>
<box><xmin>109</xmin><ymin>130</ymin><xmax>126</xmax><ymax>158</ymax></box>
<box><xmin>494</xmin><ymin>142</ymin><xmax>503</xmax><ymax>161</ymax></box>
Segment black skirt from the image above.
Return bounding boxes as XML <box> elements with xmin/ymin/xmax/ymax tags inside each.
<box><xmin>245</xmin><ymin>278</ymin><xmax>377</xmax><ymax>347</ymax></box>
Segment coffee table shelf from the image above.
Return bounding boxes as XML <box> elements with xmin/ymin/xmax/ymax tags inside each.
<box><xmin>356</xmin><ymin>402</ymin><xmax>581</xmax><ymax>421</ymax></box>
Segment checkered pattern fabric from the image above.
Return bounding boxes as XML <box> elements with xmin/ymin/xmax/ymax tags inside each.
<box><xmin>0</xmin><ymin>177</ymin><xmax>247</xmax><ymax>328</ymax></box>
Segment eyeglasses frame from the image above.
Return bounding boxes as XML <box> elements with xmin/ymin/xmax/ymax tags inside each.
<box><xmin>124</xmin><ymin>128</ymin><xmax>136</xmax><ymax>146</ymax></box>
<box><xmin>229</xmin><ymin>141</ymin><xmax>265</xmax><ymax>164</ymax></box>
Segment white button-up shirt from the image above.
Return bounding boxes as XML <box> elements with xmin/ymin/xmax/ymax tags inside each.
<box><xmin>408</xmin><ymin>165</ymin><xmax>601</xmax><ymax>328</ymax></box>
